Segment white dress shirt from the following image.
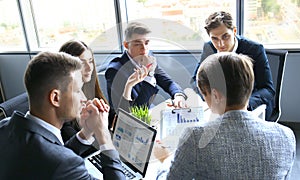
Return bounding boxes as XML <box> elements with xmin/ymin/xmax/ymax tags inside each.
<box><xmin>25</xmin><ymin>111</ymin><xmax>95</xmax><ymax>146</ymax></box>
<box><xmin>126</xmin><ymin>51</ymin><xmax>157</xmax><ymax>87</ymax></box>
<box><xmin>25</xmin><ymin>111</ymin><xmax>65</xmax><ymax>145</ymax></box>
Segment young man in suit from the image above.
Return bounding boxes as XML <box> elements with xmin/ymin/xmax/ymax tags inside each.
<box><xmin>156</xmin><ymin>52</ymin><xmax>295</xmax><ymax>179</ymax></box>
<box><xmin>192</xmin><ymin>11</ymin><xmax>275</xmax><ymax>120</ymax></box>
<box><xmin>105</xmin><ymin>22</ymin><xmax>187</xmax><ymax>128</ymax></box>
<box><xmin>0</xmin><ymin>51</ymin><xmax>125</xmax><ymax>180</ymax></box>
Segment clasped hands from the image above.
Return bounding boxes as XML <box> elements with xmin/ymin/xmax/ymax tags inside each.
<box><xmin>79</xmin><ymin>98</ymin><xmax>110</xmax><ymax>141</ymax></box>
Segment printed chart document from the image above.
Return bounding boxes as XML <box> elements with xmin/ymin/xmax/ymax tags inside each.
<box><xmin>160</xmin><ymin>107</ymin><xmax>204</xmax><ymax>148</ymax></box>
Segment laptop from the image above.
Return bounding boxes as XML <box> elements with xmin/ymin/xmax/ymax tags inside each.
<box><xmin>84</xmin><ymin>108</ymin><xmax>157</xmax><ymax>179</ymax></box>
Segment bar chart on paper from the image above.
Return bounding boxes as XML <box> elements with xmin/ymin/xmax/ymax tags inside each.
<box><xmin>176</xmin><ymin>112</ymin><xmax>201</xmax><ymax>124</ymax></box>
<box><xmin>160</xmin><ymin>107</ymin><xmax>204</xmax><ymax>139</ymax></box>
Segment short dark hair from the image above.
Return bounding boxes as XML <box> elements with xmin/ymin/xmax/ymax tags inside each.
<box><xmin>24</xmin><ymin>51</ymin><xmax>82</xmax><ymax>105</ymax></box>
<box><xmin>204</xmin><ymin>11</ymin><xmax>235</xmax><ymax>34</ymax></box>
<box><xmin>124</xmin><ymin>22</ymin><xmax>151</xmax><ymax>41</ymax></box>
<box><xmin>197</xmin><ymin>52</ymin><xmax>254</xmax><ymax>107</ymax></box>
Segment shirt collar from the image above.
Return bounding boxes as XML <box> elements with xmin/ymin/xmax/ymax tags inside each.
<box><xmin>232</xmin><ymin>37</ymin><xmax>238</xmax><ymax>52</ymax></box>
<box><xmin>216</xmin><ymin>37</ymin><xmax>238</xmax><ymax>53</ymax></box>
<box><xmin>126</xmin><ymin>50</ymin><xmax>141</xmax><ymax>68</ymax></box>
<box><xmin>25</xmin><ymin>111</ymin><xmax>64</xmax><ymax>145</ymax></box>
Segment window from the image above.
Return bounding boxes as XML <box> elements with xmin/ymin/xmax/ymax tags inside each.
<box><xmin>25</xmin><ymin>0</ymin><xmax>119</xmax><ymax>52</ymax></box>
<box><xmin>123</xmin><ymin>0</ymin><xmax>236</xmax><ymax>50</ymax></box>
<box><xmin>244</xmin><ymin>0</ymin><xmax>300</xmax><ymax>48</ymax></box>
<box><xmin>0</xmin><ymin>0</ymin><xmax>27</xmax><ymax>52</ymax></box>
<box><xmin>1</xmin><ymin>0</ymin><xmax>299</xmax><ymax>52</ymax></box>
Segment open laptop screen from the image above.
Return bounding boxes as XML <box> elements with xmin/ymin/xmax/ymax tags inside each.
<box><xmin>112</xmin><ymin>108</ymin><xmax>157</xmax><ymax>177</ymax></box>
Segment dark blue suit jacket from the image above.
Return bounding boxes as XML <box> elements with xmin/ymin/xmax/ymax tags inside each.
<box><xmin>105</xmin><ymin>52</ymin><xmax>184</xmax><ymax>125</ymax></box>
<box><xmin>193</xmin><ymin>36</ymin><xmax>275</xmax><ymax>119</ymax></box>
<box><xmin>0</xmin><ymin>111</ymin><xmax>125</xmax><ymax>180</ymax></box>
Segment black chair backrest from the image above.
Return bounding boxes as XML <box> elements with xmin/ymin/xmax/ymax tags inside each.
<box><xmin>265</xmin><ymin>49</ymin><xmax>288</xmax><ymax>122</ymax></box>
<box><xmin>0</xmin><ymin>92</ymin><xmax>29</xmax><ymax>120</ymax></box>
<box><xmin>0</xmin><ymin>54</ymin><xmax>30</xmax><ymax>101</ymax></box>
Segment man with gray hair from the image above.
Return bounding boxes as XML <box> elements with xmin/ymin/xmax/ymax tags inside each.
<box><xmin>105</xmin><ymin>22</ymin><xmax>187</xmax><ymax>129</ymax></box>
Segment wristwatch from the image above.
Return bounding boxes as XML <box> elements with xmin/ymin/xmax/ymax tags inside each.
<box><xmin>174</xmin><ymin>93</ymin><xmax>188</xmax><ymax>100</ymax></box>
<box><xmin>148</xmin><ymin>71</ymin><xmax>154</xmax><ymax>77</ymax></box>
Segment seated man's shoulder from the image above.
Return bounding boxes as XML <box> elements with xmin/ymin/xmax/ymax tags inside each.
<box><xmin>31</xmin><ymin>136</ymin><xmax>83</xmax><ymax>166</ymax></box>
<box><xmin>34</xmin><ymin>141</ymin><xmax>88</xmax><ymax>178</ymax></box>
<box><xmin>275</xmin><ymin>123</ymin><xmax>296</xmax><ymax>138</ymax></box>
<box><xmin>258</xmin><ymin>120</ymin><xmax>296</xmax><ymax>142</ymax></box>
<box><xmin>238</xmin><ymin>36</ymin><xmax>264</xmax><ymax>49</ymax></box>
<box><xmin>106</xmin><ymin>57</ymin><xmax>123</xmax><ymax>72</ymax></box>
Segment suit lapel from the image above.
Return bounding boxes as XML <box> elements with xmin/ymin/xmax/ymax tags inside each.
<box><xmin>11</xmin><ymin>112</ymin><xmax>63</xmax><ymax>146</ymax></box>
<box><xmin>121</xmin><ymin>52</ymin><xmax>136</xmax><ymax>75</ymax></box>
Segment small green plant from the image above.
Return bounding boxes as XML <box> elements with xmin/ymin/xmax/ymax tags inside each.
<box><xmin>130</xmin><ymin>105</ymin><xmax>151</xmax><ymax>125</ymax></box>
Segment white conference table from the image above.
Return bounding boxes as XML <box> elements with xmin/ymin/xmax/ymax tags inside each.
<box><xmin>143</xmin><ymin>88</ymin><xmax>266</xmax><ymax>179</ymax></box>
<box><xmin>143</xmin><ymin>88</ymin><xmax>213</xmax><ymax>179</ymax></box>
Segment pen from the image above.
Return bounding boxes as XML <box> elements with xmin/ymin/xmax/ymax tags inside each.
<box><xmin>156</xmin><ymin>140</ymin><xmax>171</xmax><ymax>149</ymax></box>
<box><xmin>146</xmin><ymin>63</ymin><xmax>153</xmax><ymax>69</ymax></box>
<box><xmin>161</xmin><ymin>145</ymin><xmax>171</xmax><ymax>149</ymax></box>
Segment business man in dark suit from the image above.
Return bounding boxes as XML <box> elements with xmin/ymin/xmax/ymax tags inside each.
<box><xmin>105</xmin><ymin>22</ymin><xmax>187</xmax><ymax>128</ymax></box>
<box><xmin>192</xmin><ymin>11</ymin><xmax>275</xmax><ymax>120</ymax></box>
<box><xmin>0</xmin><ymin>51</ymin><xmax>125</xmax><ymax>180</ymax></box>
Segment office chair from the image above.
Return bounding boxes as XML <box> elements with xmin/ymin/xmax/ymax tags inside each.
<box><xmin>265</xmin><ymin>49</ymin><xmax>288</xmax><ymax>122</ymax></box>
<box><xmin>0</xmin><ymin>92</ymin><xmax>29</xmax><ymax>120</ymax></box>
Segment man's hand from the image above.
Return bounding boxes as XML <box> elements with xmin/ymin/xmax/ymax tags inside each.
<box><xmin>84</xmin><ymin>98</ymin><xmax>109</xmax><ymax>130</ymax></box>
<box><xmin>123</xmin><ymin>66</ymin><xmax>148</xmax><ymax>100</ymax></box>
<box><xmin>127</xmin><ymin>66</ymin><xmax>148</xmax><ymax>88</ymax></box>
<box><xmin>173</xmin><ymin>94</ymin><xmax>187</xmax><ymax>108</ymax></box>
<box><xmin>153</xmin><ymin>140</ymin><xmax>171</xmax><ymax>163</ymax></box>
<box><xmin>79</xmin><ymin>99</ymin><xmax>111</xmax><ymax>143</ymax></box>
<box><xmin>134</xmin><ymin>55</ymin><xmax>157</xmax><ymax>74</ymax></box>
<box><xmin>83</xmin><ymin>98</ymin><xmax>113</xmax><ymax>146</ymax></box>
<box><xmin>166</xmin><ymin>94</ymin><xmax>187</xmax><ymax>108</ymax></box>
<box><xmin>79</xmin><ymin>100</ymin><xmax>97</xmax><ymax>139</ymax></box>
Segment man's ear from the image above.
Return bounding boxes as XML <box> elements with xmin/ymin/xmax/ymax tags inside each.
<box><xmin>233</xmin><ymin>27</ymin><xmax>237</xmax><ymax>36</ymax></box>
<box><xmin>49</xmin><ymin>89</ymin><xmax>60</xmax><ymax>107</ymax></box>
<box><xmin>211</xmin><ymin>88</ymin><xmax>227</xmax><ymax>114</ymax></box>
<box><xmin>211</xmin><ymin>88</ymin><xmax>222</xmax><ymax>104</ymax></box>
<box><xmin>123</xmin><ymin>41</ymin><xmax>129</xmax><ymax>49</ymax></box>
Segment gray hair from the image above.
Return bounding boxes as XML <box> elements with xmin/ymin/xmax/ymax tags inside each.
<box><xmin>124</xmin><ymin>22</ymin><xmax>151</xmax><ymax>41</ymax></box>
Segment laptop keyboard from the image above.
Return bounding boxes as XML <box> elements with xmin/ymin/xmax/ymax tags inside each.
<box><xmin>121</xmin><ymin>164</ymin><xmax>136</xmax><ymax>179</ymax></box>
<box><xmin>88</xmin><ymin>154</ymin><xmax>103</xmax><ymax>173</ymax></box>
<box><xmin>88</xmin><ymin>153</ymin><xmax>136</xmax><ymax>179</ymax></box>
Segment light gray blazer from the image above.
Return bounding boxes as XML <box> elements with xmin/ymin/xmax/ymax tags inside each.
<box><xmin>158</xmin><ymin>110</ymin><xmax>296</xmax><ymax>180</ymax></box>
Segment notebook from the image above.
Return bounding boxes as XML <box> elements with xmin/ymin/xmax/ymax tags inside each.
<box><xmin>84</xmin><ymin>108</ymin><xmax>157</xmax><ymax>179</ymax></box>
